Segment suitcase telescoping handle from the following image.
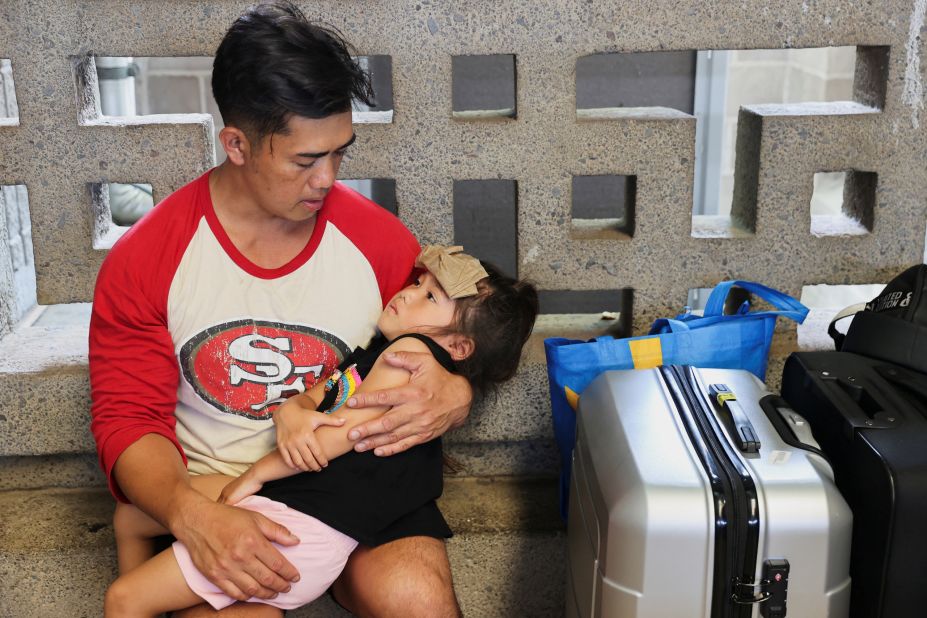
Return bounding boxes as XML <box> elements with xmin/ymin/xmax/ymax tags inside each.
<box><xmin>708</xmin><ymin>384</ymin><xmax>761</xmax><ymax>453</ymax></box>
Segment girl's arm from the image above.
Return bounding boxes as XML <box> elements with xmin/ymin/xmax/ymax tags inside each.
<box><xmin>219</xmin><ymin>336</ymin><xmax>432</xmax><ymax>504</ymax></box>
<box><xmin>271</xmin><ymin>382</ymin><xmax>345</xmax><ymax>471</ymax></box>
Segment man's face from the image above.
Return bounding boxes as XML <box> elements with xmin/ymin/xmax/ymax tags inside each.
<box><xmin>244</xmin><ymin>111</ymin><xmax>355</xmax><ymax>222</ymax></box>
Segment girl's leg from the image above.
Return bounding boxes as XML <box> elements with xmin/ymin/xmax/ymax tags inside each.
<box><xmin>113</xmin><ymin>502</ymin><xmax>168</xmax><ymax>573</ymax></box>
<box><xmin>104</xmin><ymin>546</ymin><xmax>206</xmax><ymax>618</ymax></box>
<box><xmin>113</xmin><ymin>474</ymin><xmax>235</xmax><ymax>573</ymax></box>
<box><xmin>189</xmin><ymin>473</ymin><xmax>237</xmax><ymax>501</ymax></box>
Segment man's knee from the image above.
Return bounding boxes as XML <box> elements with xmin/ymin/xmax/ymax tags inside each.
<box><xmin>333</xmin><ymin>537</ymin><xmax>460</xmax><ymax>618</ymax></box>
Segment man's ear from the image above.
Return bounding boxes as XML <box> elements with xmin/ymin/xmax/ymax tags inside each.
<box><xmin>444</xmin><ymin>334</ymin><xmax>475</xmax><ymax>361</ymax></box>
<box><xmin>218</xmin><ymin>126</ymin><xmax>251</xmax><ymax>166</ymax></box>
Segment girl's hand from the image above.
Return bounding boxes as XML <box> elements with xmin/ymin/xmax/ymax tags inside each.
<box><xmin>218</xmin><ymin>472</ymin><xmax>265</xmax><ymax>506</ymax></box>
<box><xmin>273</xmin><ymin>398</ymin><xmax>346</xmax><ymax>471</ymax></box>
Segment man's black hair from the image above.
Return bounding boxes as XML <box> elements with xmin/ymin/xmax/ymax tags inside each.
<box><xmin>212</xmin><ymin>1</ymin><xmax>374</xmax><ymax>141</ymax></box>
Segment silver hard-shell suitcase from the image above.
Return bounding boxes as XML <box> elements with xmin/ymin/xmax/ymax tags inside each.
<box><xmin>566</xmin><ymin>366</ymin><xmax>852</xmax><ymax>618</ymax></box>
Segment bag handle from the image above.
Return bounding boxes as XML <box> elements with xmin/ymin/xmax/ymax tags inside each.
<box><xmin>827</xmin><ymin>302</ymin><xmax>867</xmax><ymax>349</ymax></box>
<box><xmin>703</xmin><ymin>280</ymin><xmax>808</xmax><ymax>323</ymax></box>
<box><xmin>709</xmin><ymin>383</ymin><xmax>760</xmax><ymax>453</ymax></box>
<box><xmin>648</xmin><ymin>318</ymin><xmax>691</xmax><ymax>334</ymax></box>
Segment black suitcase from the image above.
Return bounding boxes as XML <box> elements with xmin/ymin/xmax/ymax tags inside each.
<box><xmin>781</xmin><ymin>351</ymin><xmax>927</xmax><ymax>618</ymax></box>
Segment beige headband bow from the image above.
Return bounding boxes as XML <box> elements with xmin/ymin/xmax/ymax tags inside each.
<box><xmin>416</xmin><ymin>245</ymin><xmax>489</xmax><ymax>299</ymax></box>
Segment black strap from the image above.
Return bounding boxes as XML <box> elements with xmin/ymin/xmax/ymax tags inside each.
<box><xmin>827</xmin><ymin>303</ymin><xmax>866</xmax><ymax>349</ymax></box>
<box><xmin>389</xmin><ymin>333</ymin><xmax>458</xmax><ymax>373</ymax></box>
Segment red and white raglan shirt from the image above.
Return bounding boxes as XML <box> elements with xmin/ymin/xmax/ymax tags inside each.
<box><xmin>90</xmin><ymin>171</ymin><xmax>419</xmax><ymax>501</ymax></box>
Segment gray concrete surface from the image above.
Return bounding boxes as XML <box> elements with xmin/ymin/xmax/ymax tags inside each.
<box><xmin>0</xmin><ymin>477</ymin><xmax>564</xmax><ymax>618</ymax></box>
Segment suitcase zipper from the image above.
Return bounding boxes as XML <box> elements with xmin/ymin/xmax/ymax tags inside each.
<box><xmin>661</xmin><ymin>365</ymin><xmax>762</xmax><ymax>618</ymax></box>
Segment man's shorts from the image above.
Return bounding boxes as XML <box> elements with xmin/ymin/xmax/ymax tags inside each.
<box><xmin>172</xmin><ymin>495</ymin><xmax>359</xmax><ymax>610</ymax></box>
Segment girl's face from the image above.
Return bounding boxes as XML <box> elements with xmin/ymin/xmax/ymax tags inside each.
<box><xmin>378</xmin><ymin>271</ymin><xmax>458</xmax><ymax>339</ymax></box>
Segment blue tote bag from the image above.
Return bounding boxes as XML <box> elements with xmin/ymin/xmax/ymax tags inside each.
<box><xmin>545</xmin><ymin>280</ymin><xmax>808</xmax><ymax>519</ymax></box>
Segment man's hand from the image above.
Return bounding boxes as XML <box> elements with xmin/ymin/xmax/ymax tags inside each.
<box><xmin>273</xmin><ymin>400</ymin><xmax>345</xmax><ymax>471</ymax></box>
<box><xmin>345</xmin><ymin>350</ymin><xmax>472</xmax><ymax>455</ymax></box>
<box><xmin>171</xmin><ymin>494</ymin><xmax>301</xmax><ymax>602</ymax></box>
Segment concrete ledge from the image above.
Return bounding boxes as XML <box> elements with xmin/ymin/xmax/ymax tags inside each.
<box><xmin>0</xmin><ymin>314</ymin><xmax>586</xmax><ymax>458</ymax></box>
<box><xmin>0</xmin><ymin>476</ymin><xmax>564</xmax><ymax>617</ymax></box>
<box><xmin>0</xmin><ymin>323</ymin><xmax>92</xmax><ymax>456</ymax></box>
<box><xmin>0</xmin><ymin>310</ymin><xmax>799</xmax><ymax>466</ymax></box>
<box><xmin>0</xmin><ymin>453</ymin><xmax>104</xmax><ymax>491</ymax></box>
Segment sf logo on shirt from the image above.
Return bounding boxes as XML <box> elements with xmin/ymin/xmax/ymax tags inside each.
<box><xmin>179</xmin><ymin>320</ymin><xmax>352</xmax><ymax>420</ymax></box>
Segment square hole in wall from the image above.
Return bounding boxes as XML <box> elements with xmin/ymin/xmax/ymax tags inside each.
<box><xmin>686</xmin><ymin>285</ymin><xmax>752</xmax><ymax>315</ymax></box>
<box><xmin>0</xmin><ymin>59</ymin><xmax>19</xmax><ymax>122</ymax></box>
<box><xmin>688</xmin><ymin>45</ymin><xmax>882</xmax><ymax>236</ymax></box>
<box><xmin>95</xmin><ymin>55</ymin><xmax>393</xmax><ymax>120</ymax></box>
<box><xmin>453</xmin><ymin>179</ymin><xmax>518</xmax><ymax>277</ymax></box>
<box><xmin>352</xmin><ymin>55</ymin><xmax>394</xmax><ymax>123</ymax></box>
<box><xmin>452</xmin><ymin>54</ymin><xmax>516</xmax><ymax>119</ymax></box>
<box><xmin>809</xmin><ymin>170</ymin><xmax>876</xmax><ymax>237</ymax></box>
<box><xmin>576</xmin><ymin>51</ymin><xmax>697</xmax><ymax>119</ymax></box>
<box><xmin>539</xmin><ymin>289</ymin><xmax>633</xmax><ymax>337</ymax></box>
<box><xmin>339</xmin><ymin>179</ymin><xmax>397</xmax><ymax>215</ymax></box>
<box><xmin>90</xmin><ymin>54</ymin><xmax>394</xmax><ymax>162</ymax></box>
<box><xmin>1</xmin><ymin>185</ymin><xmax>36</xmax><ymax>321</ymax></box>
<box><xmin>571</xmin><ymin>175</ymin><xmax>635</xmax><ymax>239</ymax></box>
<box><xmin>798</xmin><ymin>283</ymin><xmax>886</xmax><ymax>350</ymax></box>
<box><xmin>90</xmin><ymin>182</ymin><xmax>154</xmax><ymax>250</ymax></box>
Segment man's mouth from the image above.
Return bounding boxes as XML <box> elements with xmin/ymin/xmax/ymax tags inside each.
<box><xmin>300</xmin><ymin>198</ymin><xmax>325</xmax><ymax>212</ymax></box>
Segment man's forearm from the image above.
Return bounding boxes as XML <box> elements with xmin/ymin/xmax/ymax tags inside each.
<box><xmin>111</xmin><ymin>433</ymin><xmax>207</xmax><ymax>534</ymax></box>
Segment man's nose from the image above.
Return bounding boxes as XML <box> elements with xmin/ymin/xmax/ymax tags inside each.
<box><xmin>309</xmin><ymin>157</ymin><xmax>336</xmax><ymax>190</ymax></box>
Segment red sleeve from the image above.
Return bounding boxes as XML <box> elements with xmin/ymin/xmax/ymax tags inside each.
<box><xmin>89</xmin><ymin>178</ymin><xmax>203</xmax><ymax>502</ymax></box>
<box><xmin>325</xmin><ymin>183</ymin><xmax>421</xmax><ymax>305</ymax></box>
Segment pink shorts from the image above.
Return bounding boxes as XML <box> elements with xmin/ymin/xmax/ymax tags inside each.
<box><xmin>172</xmin><ymin>495</ymin><xmax>359</xmax><ymax>611</ymax></box>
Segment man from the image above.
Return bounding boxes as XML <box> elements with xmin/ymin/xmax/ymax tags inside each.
<box><xmin>89</xmin><ymin>3</ymin><xmax>470</xmax><ymax>616</ymax></box>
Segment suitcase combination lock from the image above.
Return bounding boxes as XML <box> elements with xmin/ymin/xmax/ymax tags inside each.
<box><xmin>731</xmin><ymin>559</ymin><xmax>790</xmax><ymax>617</ymax></box>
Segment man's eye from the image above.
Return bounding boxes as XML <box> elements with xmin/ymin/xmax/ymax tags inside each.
<box><xmin>427</xmin><ymin>292</ymin><xmax>436</xmax><ymax>302</ymax></box>
<box><xmin>297</xmin><ymin>160</ymin><xmax>316</xmax><ymax>169</ymax></box>
<box><xmin>334</xmin><ymin>149</ymin><xmax>348</xmax><ymax>158</ymax></box>
<box><xmin>414</xmin><ymin>278</ymin><xmax>422</xmax><ymax>286</ymax></box>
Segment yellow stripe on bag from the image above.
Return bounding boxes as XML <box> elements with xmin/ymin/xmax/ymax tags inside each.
<box><xmin>564</xmin><ymin>386</ymin><xmax>580</xmax><ymax>411</ymax></box>
<box><xmin>629</xmin><ymin>337</ymin><xmax>663</xmax><ymax>369</ymax></box>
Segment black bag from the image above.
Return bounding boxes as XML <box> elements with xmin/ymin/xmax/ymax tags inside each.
<box><xmin>781</xmin><ymin>351</ymin><xmax>927</xmax><ymax>618</ymax></box>
<box><xmin>828</xmin><ymin>265</ymin><xmax>927</xmax><ymax>373</ymax></box>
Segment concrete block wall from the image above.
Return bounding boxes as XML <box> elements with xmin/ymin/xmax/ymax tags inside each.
<box><xmin>0</xmin><ymin>1</ymin><xmax>924</xmax><ymax>326</ymax></box>
<box><xmin>0</xmin><ymin>0</ymin><xmax>924</xmax><ymax>501</ymax></box>
<box><xmin>0</xmin><ymin>1</ymin><xmax>925</xmax><ymax>615</ymax></box>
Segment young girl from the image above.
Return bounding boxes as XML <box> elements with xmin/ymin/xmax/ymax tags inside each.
<box><xmin>104</xmin><ymin>245</ymin><xmax>539</xmax><ymax>616</ymax></box>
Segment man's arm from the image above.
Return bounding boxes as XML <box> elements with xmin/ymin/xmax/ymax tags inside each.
<box><xmin>113</xmin><ymin>434</ymin><xmax>302</xmax><ymax>601</ymax></box>
<box><xmin>90</xmin><ymin>244</ymin><xmax>300</xmax><ymax>601</ymax></box>
<box><xmin>345</xmin><ymin>350</ymin><xmax>472</xmax><ymax>456</ymax></box>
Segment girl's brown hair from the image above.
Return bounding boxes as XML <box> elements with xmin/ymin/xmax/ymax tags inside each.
<box><xmin>448</xmin><ymin>262</ymin><xmax>539</xmax><ymax>394</ymax></box>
